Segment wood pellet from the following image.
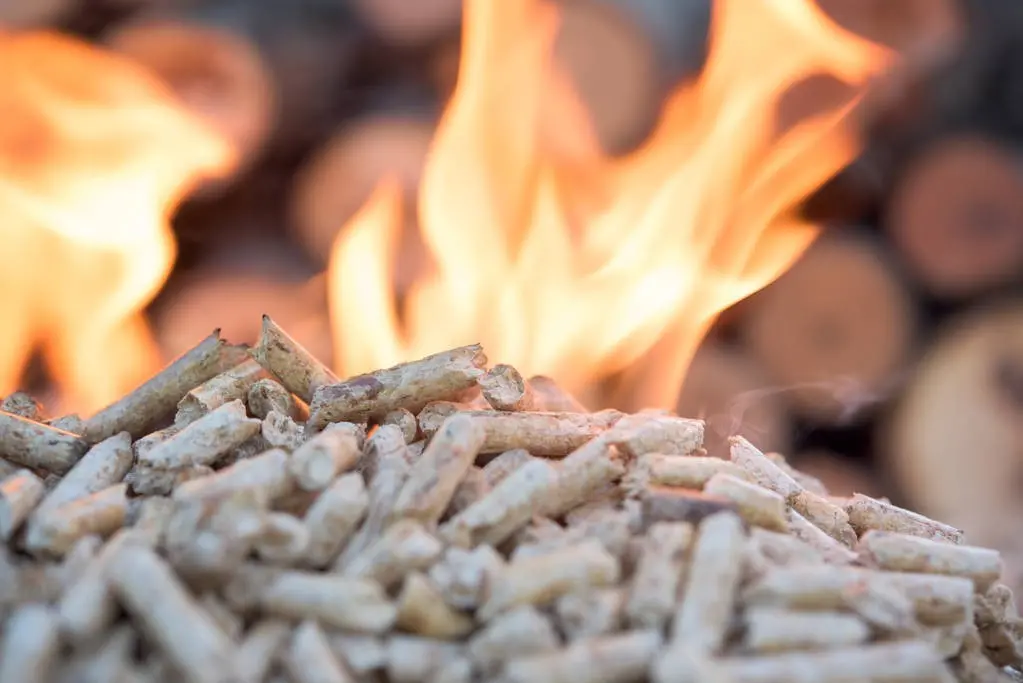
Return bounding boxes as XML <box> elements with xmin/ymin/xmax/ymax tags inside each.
<box><xmin>0</xmin><ymin>331</ymin><xmax>1019</xmax><ymax>683</ymax></box>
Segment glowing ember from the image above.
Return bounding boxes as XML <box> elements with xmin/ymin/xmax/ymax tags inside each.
<box><xmin>0</xmin><ymin>31</ymin><xmax>235</xmax><ymax>415</ymax></box>
<box><xmin>327</xmin><ymin>0</ymin><xmax>893</xmax><ymax>411</ymax></box>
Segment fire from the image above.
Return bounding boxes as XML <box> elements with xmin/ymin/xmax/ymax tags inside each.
<box><xmin>327</xmin><ymin>0</ymin><xmax>892</xmax><ymax>410</ymax></box>
<box><xmin>0</xmin><ymin>31</ymin><xmax>235</xmax><ymax>414</ymax></box>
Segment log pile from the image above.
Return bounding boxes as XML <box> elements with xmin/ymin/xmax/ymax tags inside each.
<box><xmin>0</xmin><ymin>317</ymin><xmax>1022</xmax><ymax>682</ymax></box>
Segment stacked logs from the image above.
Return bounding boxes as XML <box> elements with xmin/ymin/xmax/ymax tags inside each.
<box><xmin>0</xmin><ymin>317</ymin><xmax>1021</xmax><ymax>682</ymax></box>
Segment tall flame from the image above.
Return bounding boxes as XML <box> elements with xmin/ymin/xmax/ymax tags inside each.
<box><xmin>330</xmin><ymin>0</ymin><xmax>893</xmax><ymax>410</ymax></box>
<box><xmin>0</xmin><ymin>31</ymin><xmax>235</xmax><ymax>414</ymax></box>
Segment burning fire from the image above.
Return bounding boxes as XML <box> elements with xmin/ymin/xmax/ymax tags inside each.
<box><xmin>0</xmin><ymin>30</ymin><xmax>235</xmax><ymax>414</ymax></box>
<box><xmin>327</xmin><ymin>0</ymin><xmax>893</xmax><ymax>410</ymax></box>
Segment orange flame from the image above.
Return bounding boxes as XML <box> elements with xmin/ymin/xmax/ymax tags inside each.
<box><xmin>332</xmin><ymin>0</ymin><xmax>893</xmax><ymax>410</ymax></box>
<box><xmin>0</xmin><ymin>31</ymin><xmax>235</xmax><ymax>414</ymax></box>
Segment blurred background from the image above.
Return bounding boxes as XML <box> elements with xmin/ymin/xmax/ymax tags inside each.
<box><xmin>3</xmin><ymin>0</ymin><xmax>1023</xmax><ymax>577</ymax></box>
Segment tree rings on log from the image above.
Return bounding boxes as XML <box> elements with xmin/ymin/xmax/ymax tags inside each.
<box><xmin>885</xmin><ymin>134</ymin><xmax>1023</xmax><ymax>299</ymax></box>
<box><xmin>289</xmin><ymin>114</ymin><xmax>435</xmax><ymax>278</ymax></box>
<box><xmin>545</xmin><ymin>0</ymin><xmax>661</xmax><ymax>157</ymax></box>
<box><xmin>104</xmin><ymin>17</ymin><xmax>275</xmax><ymax>186</ymax></box>
<box><xmin>884</xmin><ymin>301</ymin><xmax>1023</xmax><ymax>549</ymax></box>
<box><xmin>742</xmin><ymin>233</ymin><xmax>916</xmax><ymax>426</ymax></box>
<box><xmin>348</xmin><ymin>0</ymin><xmax>462</xmax><ymax>48</ymax></box>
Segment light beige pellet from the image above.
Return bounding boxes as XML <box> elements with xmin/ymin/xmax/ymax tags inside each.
<box><xmin>56</xmin><ymin>530</ymin><xmax>149</xmax><ymax>645</ymax></box>
<box><xmin>439</xmin><ymin>457</ymin><xmax>559</xmax><ymax>548</ymax></box>
<box><xmin>0</xmin><ymin>603</ymin><xmax>60</xmax><ymax>683</ymax></box>
<box><xmin>66</xmin><ymin>625</ymin><xmax>138</xmax><ymax>683</ymax></box>
<box><xmin>391</xmin><ymin>414</ymin><xmax>485</xmax><ymax>525</ymax></box>
<box><xmin>858</xmin><ymin>530</ymin><xmax>1003</xmax><ymax>591</ymax></box>
<box><xmin>334</xmin><ymin>426</ymin><xmax>412</xmax><ymax>570</ymax></box>
<box><xmin>625</xmin><ymin>521</ymin><xmax>694</xmax><ymax>628</ymax></box>
<box><xmin>554</xmin><ymin>588</ymin><xmax>626</xmax><ymax>641</ymax></box>
<box><xmin>427</xmin><ymin>545</ymin><xmax>505</xmax><ymax>611</ymax></box>
<box><xmin>420</xmin><ymin>409</ymin><xmax>623</xmax><ymax>457</ymax></box>
<box><xmin>731</xmin><ymin>436</ymin><xmax>854</xmax><ymax>544</ymax></box>
<box><xmin>254</xmin><ymin>512</ymin><xmax>310</xmax><ymax>565</ymax></box>
<box><xmin>715</xmin><ymin>639</ymin><xmax>957</xmax><ymax>683</ymax></box>
<box><xmin>198</xmin><ymin>592</ymin><xmax>244</xmax><ymax>641</ymax></box>
<box><xmin>132</xmin><ymin>424</ymin><xmax>182</xmax><ymax>460</ymax></box>
<box><xmin>606</xmin><ymin>413</ymin><xmax>704</xmax><ymax>458</ymax></box>
<box><xmin>303</xmin><ymin>472</ymin><xmax>368</xmax><ymax>568</ymax></box>
<box><xmin>261</xmin><ymin>410</ymin><xmax>304</xmax><ymax>450</ymax></box>
<box><xmin>236</xmin><ymin>619</ymin><xmax>291</xmax><ymax>683</ymax></box>
<box><xmin>283</xmin><ymin>621</ymin><xmax>355</xmax><ymax>683</ymax></box>
<box><xmin>540</xmin><ymin>437</ymin><xmax>626</xmax><ymax>519</ymax></box>
<box><xmin>288</xmin><ymin>423</ymin><xmax>361</xmax><ymax>492</ymax></box>
<box><xmin>384</xmin><ymin>636</ymin><xmax>464</xmax><ymax>683</ymax></box>
<box><xmin>478</xmin><ymin>539</ymin><xmax>620</xmax><ymax>621</ymax></box>
<box><xmin>1</xmin><ymin>392</ymin><xmax>41</xmax><ymax>421</ymax></box>
<box><xmin>785</xmin><ymin>508</ymin><xmax>858</xmax><ymax>565</ymax></box>
<box><xmin>743</xmin><ymin>565</ymin><xmax>975</xmax><ymax>626</ymax></box>
<box><xmin>172</xmin><ymin>448</ymin><xmax>294</xmax><ymax>503</ymax></box>
<box><xmin>446</xmin><ymin>466</ymin><xmax>489</xmax><ymax>518</ymax></box>
<box><xmin>478</xmin><ymin>364</ymin><xmax>536</xmax><ymax>411</ymax></box>
<box><xmin>845</xmin><ymin>493</ymin><xmax>964</xmax><ymax>545</ymax></box>
<box><xmin>498</xmin><ymin>630</ymin><xmax>663</xmax><ymax>683</ymax></box>
<box><xmin>790</xmin><ymin>490</ymin><xmax>857</xmax><ymax>547</ymax></box>
<box><xmin>670</xmin><ymin>511</ymin><xmax>746</xmax><ymax>653</ymax></box>
<box><xmin>730</xmin><ymin>436</ymin><xmax>804</xmax><ymax>499</ymax></box>
<box><xmin>260</xmin><ymin>571</ymin><xmax>396</xmax><ymax>633</ymax></box>
<box><xmin>328</xmin><ymin>635</ymin><xmax>387</xmax><ymax>680</ymax></box>
<box><xmin>382</xmin><ymin>408</ymin><xmax>418</xmax><ymax>443</ymax></box>
<box><xmin>974</xmin><ymin>583</ymin><xmax>1023</xmax><ymax>667</ymax></box>
<box><xmin>566</xmin><ymin>505</ymin><xmax>635</xmax><ymax>560</ymax></box>
<box><xmin>395</xmin><ymin>572</ymin><xmax>474</xmax><ymax>639</ymax></box>
<box><xmin>742</xmin><ymin>607</ymin><xmax>870</xmax><ymax>652</ymax></box>
<box><xmin>138</xmin><ymin>400</ymin><xmax>260</xmax><ymax>470</ymax></box>
<box><xmin>745</xmin><ymin>527</ymin><xmax>827</xmax><ymax>576</ymax></box>
<box><xmin>428</xmin><ymin>656</ymin><xmax>472</xmax><ymax>683</ymax></box>
<box><xmin>467</xmin><ymin>605</ymin><xmax>561</xmax><ymax>676</ymax></box>
<box><xmin>342</xmin><ymin>519</ymin><xmax>443</xmax><ymax>589</ymax></box>
<box><xmin>125</xmin><ymin>463</ymin><xmax>214</xmax><ymax>496</ymax></box>
<box><xmin>247</xmin><ymin>378</ymin><xmax>299</xmax><ymax>421</ymax></box>
<box><xmin>704</xmin><ymin>472</ymin><xmax>788</xmax><ymax>531</ymax></box>
<box><xmin>33</xmin><ymin>431</ymin><xmax>132</xmax><ymax>517</ymax></box>
<box><xmin>0</xmin><ymin>468</ymin><xmax>44</xmax><ymax>540</ymax></box>
<box><xmin>652</xmin><ymin>645</ymin><xmax>733</xmax><ymax>683</ymax></box>
<box><xmin>625</xmin><ymin>453</ymin><xmax>749</xmax><ymax>494</ymax></box>
<box><xmin>24</xmin><ymin>483</ymin><xmax>128</xmax><ymax>557</ymax></box>
<box><xmin>83</xmin><ymin>331</ymin><xmax>244</xmax><ymax>443</ymax></box>
<box><xmin>0</xmin><ymin>410</ymin><xmax>88</xmax><ymax>475</ymax></box>
<box><xmin>308</xmin><ymin>344</ymin><xmax>486</xmax><ymax>429</ymax></box>
<box><xmin>480</xmin><ymin>448</ymin><xmax>532</xmax><ymax>488</ymax></box>
<box><xmin>252</xmin><ymin>315</ymin><xmax>338</xmax><ymax>404</ymax></box>
<box><xmin>175</xmin><ymin>358</ymin><xmax>269</xmax><ymax>427</ymax></box>
<box><xmin>106</xmin><ymin>543</ymin><xmax>237</xmax><ymax>683</ymax></box>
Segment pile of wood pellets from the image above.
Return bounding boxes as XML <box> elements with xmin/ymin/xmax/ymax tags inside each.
<box><xmin>0</xmin><ymin>314</ymin><xmax>1021</xmax><ymax>683</ymax></box>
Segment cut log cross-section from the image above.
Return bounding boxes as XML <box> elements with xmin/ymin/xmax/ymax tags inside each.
<box><xmin>742</xmin><ymin>233</ymin><xmax>917</xmax><ymax>426</ymax></box>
